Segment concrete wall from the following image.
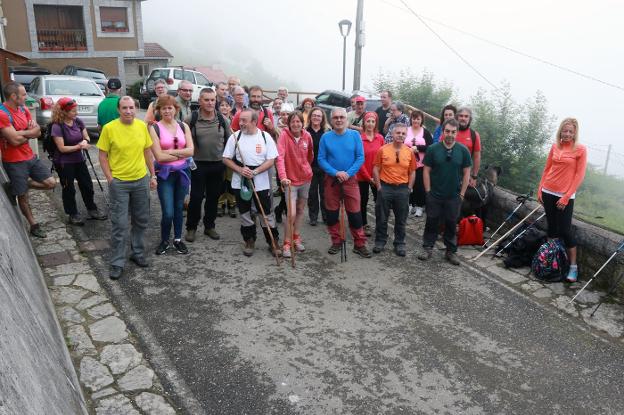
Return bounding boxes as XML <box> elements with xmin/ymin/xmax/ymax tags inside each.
<box><xmin>0</xmin><ymin>168</ymin><xmax>87</xmax><ymax>414</ymax></box>
<box><xmin>489</xmin><ymin>187</ymin><xmax>624</xmax><ymax>294</ymax></box>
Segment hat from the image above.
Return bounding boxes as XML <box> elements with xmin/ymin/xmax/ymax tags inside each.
<box><xmin>240</xmin><ymin>179</ymin><xmax>253</xmax><ymax>201</ymax></box>
<box><xmin>363</xmin><ymin>111</ymin><xmax>378</xmax><ymax>122</ymax></box>
<box><xmin>354</xmin><ymin>96</ymin><xmax>366</xmax><ymax>103</ymax></box>
<box><xmin>107</xmin><ymin>78</ymin><xmax>122</xmax><ymax>90</ymax></box>
<box><xmin>58</xmin><ymin>97</ymin><xmax>77</xmax><ymax>111</ymax></box>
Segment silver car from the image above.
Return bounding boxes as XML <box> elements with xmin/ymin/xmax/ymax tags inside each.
<box><xmin>27</xmin><ymin>75</ymin><xmax>105</xmax><ymax>132</ymax></box>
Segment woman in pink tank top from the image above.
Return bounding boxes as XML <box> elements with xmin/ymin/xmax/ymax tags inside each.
<box><xmin>403</xmin><ymin>110</ymin><xmax>433</xmax><ymax>218</ymax></box>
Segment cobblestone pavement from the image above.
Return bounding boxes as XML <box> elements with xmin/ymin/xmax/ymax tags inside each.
<box><xmin>29</xmin><ymin>152</ymin><xmax>624</xmax><ymax>414</ymax></box>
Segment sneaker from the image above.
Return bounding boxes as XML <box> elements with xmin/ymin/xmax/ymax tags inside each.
<box><xmin>30</xmin><ymin>223</ymin><xmax>47</xmax><ymax>238</ymax></box>
<box><xmin>173</xmin><ymin>240</ymin><xmax>189</xmax><ymax>255</ymax></box>
<box><xmin>217</xmin><ymin>205</ymin><xmax>225</xmax><ymax>217</ymax></box>
<box><xmin>394</xmin><ymin>246</ymin><xmax>406</xmax><ymax>257</ymax></box>
<box><xmin>372</xmin><ymin>245</ymin><xmax>384</xmax><ymax>254</ymax></box>
<box><xmin>414</xmin><ymin>207</ymin><xmax>423</xmax><ymax>217</ymax></box>
<box><xmin>243</xmin><ymin>239</ymin><xmax>255</xmax><ymax>257</ymax></box>
<box><xmin>282</xmin><ymin>241</ymin><xmax>292</xmax><ymax>258</ymax></box>
<box><xmin>352</xmin><ymin>245</ymin><xmax>372</xmax><ymax>258</ymax></box>
<box><xmin>293</xmin><ymin>236</ymin><xmax>305</xmax><ymax>252</ymax></box>
<box><xmin>309</xmin><ymin>218</ymin><xmax>318</xmax><ymax>226</ymax></box>
<box><xmin>409</xmin><ymin>206</ymin><xmax>417</xmax><ymax>217</ymax></box>
<box><xmin>328</xmin><ymin>243</ymin><xmax>341</xmax><ymax>255</ymax></box>
<box><xmin>69</xmin><ymin>214</ymin><xmax>85</xmax><ymax>226</ymax></box>
<box><xmin>204</xmin><ymin>228</ymin><xmax>220</xmax><ymax>240</ymax></box>
<box><xmin>445</xmin><ymin>251</ymin><xmax>460</xmax><ymax>266</ymax></box>
<box><xmin>229</xmin><ymin>205</ymin><xmax>237</xmax><ymax>218</ymax></box>
<box><xmin>364</xmin><ymin>224</ymin><xmax>372</xmax><ymax>237</ymax></box>
<box><xmin>418</xmin><ymin>248</ymin><xmax>433</xmax><ymax>261</ymax></box>
<box><xmin>109</xmin><ymin>265</ymin><xmax>123</xmax><ymax>280</ymax></box>
<box><xmin>185</xmin><ymin>229</ymin><xmax>196</xmax><ymax>242</ymax></box>
<box><xmin>566</xmin><ymin>265</ymin><xmax>578</xmax><ymax>283</ymax></box>
<box><xmin>155</xmin><ymin>240</ymin><xmax>169</xmax><ymax>255</ymax></box>
<box><xmin>129</xmin><ymin>255</ymin><xmax>149</xmax><ymax>268</ymax></box>
<box><xmin>88</xmin><ymin>209</ymin><xmax>108</xmax><ymax>220</ymax></box>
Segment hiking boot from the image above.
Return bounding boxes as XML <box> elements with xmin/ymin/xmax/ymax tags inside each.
<box><xmin>69</xmin><ymin>214</ymin><xmax>85</xmax><ymax>226</ymax></box>
<box><xmin>155</xmin><ymin>240</ymin><xmax>169</xmax><ymax>255</ymax></box>
<box><xmin>418</xmin><ymin>248</ymin><xmax>433</xmax><ymax>261</ymax></box>
<box><xmin>228</xmin><ymin>205</ymin><xmax>237</xmax><ymax>218</ymax></box>
<box><xmin>88</xmin><ymin>209</ymin><xmax>108</xmax><ymax>220</ymax></box>
<box><xmin>328</xmin><ymin>243</ymin><xmax>342</xmax><ymax>255</ymax></box>
<box><xmin>282</xmin><ymin>241</ymin><xmax>292</xmax><ymax>258</ymax></box>
<box><xmin>217</xmin><ymin>205</ymin><xmax>225</xmax><ymax>217</ymax></box>
<box><xmin>204</xmin><ymin>228</ymin><xmax>220</xmax><ymax>240</ymax></box>
<box><xmin>364</xmin><ymin>224</ymin><xmax>372</xmax><ymax>237</ymax></box>
<box><xmin>293</xmin><ymin>236</ymin><xmax>305</xmax><ymax>252</ymax></box>
<box><xmin>185</xmin><ymin>229</ymin><xmax>196</xmax><ymax>242</ymax></box>
<box><xmin>243</xmin><ymin>240</ymin><xmax>255</xmax><ymax>257</ymax></box>
<box><xmin>394</xmin><ymin>246</ymin><xmax>406</xmax><ymax>257</ymax></box>
<box><xmin>566</xmin><ymin>265</ymin><xmax>579</xmax><ymax>283</ymax></box>
<box><xmin>129</xmin><ymin>255</ymin><xmax>149</xmax><ymax>268</ymax></box>
<box><xmin>30</xmin><ymin>224</ymin><xmax>47</xmax><ymax>238</ymax></box>
<box><xmin>353</xmin><ymin>245</ymin><xmax>372</xmax><ymax>258</ymax></box>
<box><xmin>109</xmin><ymin>265</ymin><xmax>123</xmax><ymax>280</ymax></box>
<box><xmin>173</xmin><ymin>240</ymin><xmax>189</xmax><ymax>255</ymax></box>
<box><xmin>445</xmin><ymin>251</ymin><xmax>460</xmax><ymax>266</ymax></box>
<box><xmin>372</xmin><ymin>245</ymin><xmax>384</xmax><ymax>254</ymax></box>
<box><xmin>309</xmin><ymin>218</ymin><xmax>318</xmax><ymax>226</ymax></box>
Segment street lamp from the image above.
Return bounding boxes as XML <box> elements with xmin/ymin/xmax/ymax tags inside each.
<box><xmin>338</xmin><ymin>19</ymin><xmax>352</xmax><ymax>91</ymax></box>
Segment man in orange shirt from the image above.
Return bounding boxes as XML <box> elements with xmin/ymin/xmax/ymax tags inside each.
<box><xmin>372</xmin><ymin>124</ymin><xmax>416</xmax><ymax>256</ymax></box>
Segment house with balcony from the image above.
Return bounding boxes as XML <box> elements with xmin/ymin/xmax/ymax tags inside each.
<box><xmin>1</xmin><ymin>0</ymin><xmax>168</xmax><ymax>90</ymax></box>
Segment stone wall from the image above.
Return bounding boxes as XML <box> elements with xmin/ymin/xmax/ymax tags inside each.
<box><xmin>488</xmin><ymin>187</ymin><xmax>624</xmax><ymax>295</ymax></box>
<box><xmin>0</xmin><ymin>167</ymin><xmax>87</xmax><ymax>415</ymax></box>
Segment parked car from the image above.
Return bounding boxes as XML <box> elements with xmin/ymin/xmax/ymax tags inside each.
<box><xmin>9</xmin><ymin>65</ymin><xmax>52</xmax><ymax>91</ymax></box>
<box><xmin>140</xmin><ymin>67</ymin><xmax>214</xmax><ymax>106</ymax></box>
<box><xmin>59</xmin><ymin>66</ymin><xmax>108</xmax><ymax>92</ymax></box>
<box><xmin>315</xmin><ymin>90</ymin><xmax>382</xmax><ymax>118</ymax></box>
<box><xmin>28</xmin><ymin>75</ymin><xmax>105</xmax><ymax>132</ymax></box>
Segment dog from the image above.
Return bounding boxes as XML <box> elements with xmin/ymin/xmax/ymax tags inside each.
<box><xmin>461</xmin><ymin>165</ymin><xmax>502</xmax><ymax>228</ymax></box>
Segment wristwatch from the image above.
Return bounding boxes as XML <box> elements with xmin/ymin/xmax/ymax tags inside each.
<box><xmin>252</xmin><ymin>169</ymin><xmax>258</xmax><ymax>176</ymax></box>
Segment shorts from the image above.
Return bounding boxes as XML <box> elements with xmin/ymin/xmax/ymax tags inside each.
<box><xmin>286</xmin><ymin>182</ymin><xmax>311</xmax><ymax>204</ymax></box>
<box><xmin>3</xmin><ymin>156</ymin><xmax>52</xmax><ymax>196</ymax></box>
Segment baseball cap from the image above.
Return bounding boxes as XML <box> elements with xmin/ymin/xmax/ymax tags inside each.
<box><xmin>354</xmin><ymin>96</ymin><xmax>366</xmax><ymax>103</ymax></box>
<box><xmin>57</xmin><ymin>97</ymin><xmax>77</xmax><ymax>111</ymax></box>
<box><xmin>107</xmin><ymin>78</ymin><xmax>122</xmax><ymax>90</ymax></box>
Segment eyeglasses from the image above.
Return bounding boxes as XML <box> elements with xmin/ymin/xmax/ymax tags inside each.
<box><xmin>332</xmin><ymin>116</ymin><xmax>346</xmax><ymax>120</ymax></box>
<box><xmin>446</xmin><ymin>148</ymin><xmax>453</xmax><ymax>161</ymax></box>
<box><xmin>179</xmin><ymin>88</ymin><xmax>193</xmax><ymax>93</ymax></box>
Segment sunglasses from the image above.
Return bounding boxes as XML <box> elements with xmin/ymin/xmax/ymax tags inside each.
<box><xmin>61</xmin><ymin>99</ymin><xmax>76</xmax><ymax>111</ymax></box>
<box><xmin>173</xmin><ymin>136</ymin><xmax>179</xmax><ymax>150</ymax></box>
<box><xmin>395</xmin><ymin>151</ymin><xmax>400</xmax><ymax>163</ymax></box>
<box><xmin>446</xmin><ymin>148</ymin><xmax>453</xmax><ymax>161</ymax></box>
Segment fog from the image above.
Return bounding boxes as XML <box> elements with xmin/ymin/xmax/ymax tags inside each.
<box><xmin>142</xmin><ymin>0</ymin><xmax>624</xmax><ymax>176</ymax></box>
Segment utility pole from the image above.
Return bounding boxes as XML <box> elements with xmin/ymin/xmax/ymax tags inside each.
<box><xmin>352</xmin><ymin>0</ymin><xmax>364</xmax><ymax>92</ymax></box>
<box><xmin>604</xmin><ymin>144</ymin><xmax>612</xmax><ymax>175</ymax></box>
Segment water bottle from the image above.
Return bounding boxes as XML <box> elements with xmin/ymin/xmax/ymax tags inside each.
<box><xmin>189</xmin><ymin>157</ymin><xmax>197</xmax><ymax>171</ymax></box>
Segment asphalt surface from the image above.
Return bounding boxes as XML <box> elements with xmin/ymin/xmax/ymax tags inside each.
<box><xmin>47</xmin><ymin>144</ymin><xmax>624</xmax><ymax>415</ymax></box>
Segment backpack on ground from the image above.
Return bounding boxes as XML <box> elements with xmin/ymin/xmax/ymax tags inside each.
<box><xmin>496</xmin><ymin>225</ymin><xmax>547</xmax><ymax>268</ymax></box>
<box><xmin>458</xmin><ymin>215</ymin><xmax>484</xmax><ymax>245</ymax></box>
<box><xmin>531</xmin><ymin>239</ymin><xmax>569</xmax><ymax>282</ymax></box>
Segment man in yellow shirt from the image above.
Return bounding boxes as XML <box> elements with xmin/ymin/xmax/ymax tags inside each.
<box><xmin>97</xmin><ymin>96</ymin><xmax>156</xmax><ymax>280</ymax></box>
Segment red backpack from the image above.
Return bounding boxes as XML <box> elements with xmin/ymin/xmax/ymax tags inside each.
<box><xmin>458</xmin><ymin>215</ymin><xmax>484</xmax><ymax>246</ymax></box>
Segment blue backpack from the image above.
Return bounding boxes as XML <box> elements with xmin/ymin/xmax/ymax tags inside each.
<box><xmin>531</xmin><ymin>239</ymin><xmax>569</xmax><ymax>282</ymax></box>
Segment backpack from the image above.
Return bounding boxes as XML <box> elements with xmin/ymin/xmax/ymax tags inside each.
<box><xmin>497</xmin><ymin>225</ymin><xmax>547</xmax><ymax>268</ymax></box>
<box><xmin>0</xmin><ymin>103</ymin><xmax>26</xmax><ymax>149</ymax></box>
<box><xmin>458</xmin><ymin>215</ymin><xmax>484</xmax><ymax>246</ymax></box>
<box><xmin>188</xmin><ymin>110</ymin><xmax>228</xmax><ymax>149</ymax></box>
<box><xmin>152</xmin><ymin>121</ymin><xmax>187</xmax><ymax>139</ymax></box>
<box><xmin>531</xmin><ymin>239</ymin><xmax>569</xmax><ymax>282</ymax></box>
<box><xmin>42</xmin><ymin>123</ymin><xmax>68</xmax><ymax>165</ymax></box>
<box><xmin>469</xmin><ymin>128</ymin><xmax>477</xmax><ymax>158</ymax></box>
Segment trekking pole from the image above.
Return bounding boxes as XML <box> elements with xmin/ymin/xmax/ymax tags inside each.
<box><xmin>483</xmin><ymin>192</ymin><xmax>531</xmax><ymax>247</ymax></box>
<box><xmin>340</xmin><ymin>199</ymin><xmax>347</xmax><ymax>263</ymax></box>
<box><xmin>589</xmin><ymin>270</ymin><xmax>624</xmax><ymax>317</ymax></box>
<box><xmin>83</xmin><ymin>149</ymin><xmax>108</xmax><ymax>206</ymax></box>
<box><xmin>493</xmin><ymin>212</ymin><xmax>546</xmax><ymax>257</ymax></box>
<box><xmin>569</xmin><ymin>239</ymin><xmax>624</xmax><ymax>304</ymax></box>
<box><xmin>286</xmin><ymin>184</ymin><xmax>295</xmax><ymax>268</ymax></box>
<box><xmin>471</xmin><ymin>205</ymin><xmax>541</xmax><ymax>261</ymax></box>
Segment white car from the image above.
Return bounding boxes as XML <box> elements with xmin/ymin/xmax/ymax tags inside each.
<box><xmin>142</xmin><ymin>67</ymin><xmax>214</xmax><ymax>104</ymax></box>
<box><xmin>28</xmin><ymin>75</ymin><xmax>105</xmax><ymax>132</ymax></box>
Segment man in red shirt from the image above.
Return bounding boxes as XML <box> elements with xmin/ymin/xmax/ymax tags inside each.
<box><xmin>455</xmin><ymin>107</ymin><xmax>481</xmax><ymax>187</ymax></box>
<box><xmin>231</xmin><ymin>85</ymin><xmax>276</xmax><ymax>137</ymax></box>
<box><xmin>0</xmin><ymin>81</ymin><xmax>55</xmax><ymax>237</ymax></box>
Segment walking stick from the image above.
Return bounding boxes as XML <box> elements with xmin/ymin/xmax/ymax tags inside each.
<box><xmin>569</xmin><ymin>239</ymin><xmax>624</xmax><ymax>304</ymax></box>
<box><xmin>339</xmin><ymin>181</ymin><xmax>347</xmax><ymax>263</ymax></box>
<box><xmin>83</xmin><ymin>149</ymin><xmax>108</xmax><ymax>206</ymax></box>
<box><xmin>471</xmin><ymin>205</ymin><xmax>541</xmax><ymax>261</ymax></box>
<box><xmin>286</xmin><ymin>184</ymin><xmax>295</xmax><ymax>268</ymax></box>
<box><xmin>493</xmin><ymin>212</ymin><xmax>546</xmax><ymax>257</ymax></box>
<box><xmin>589</xmin><ymin>270</ymin><xmax>624</xmax><ymax>317</ymax></box>
<box><xmin>483</xmin><ymin>192</ymin><xmax>531</xmax><ymax>247</ymax></box>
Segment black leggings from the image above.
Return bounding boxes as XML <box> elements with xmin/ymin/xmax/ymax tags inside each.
<box><xmin>542</xmin><ymin>191</ymin><xmax>576</xmax><ymax>248</ymax></box>
<box><xmin>358</xmin><ymin>180</ymin><xmax>377</xmax><ymax>226</ymax></box>
<box><xmin>409</xmin><ymin>168</ymin><xmax>425</xmax><ymax>207</ymax></box>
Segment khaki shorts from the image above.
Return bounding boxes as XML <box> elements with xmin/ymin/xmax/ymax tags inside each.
<box><xmin>285</xmin><ymin>182</ymin><xmax>311</xmax><ymax>204</ymax></box>
<box><xmin>3</xmin><ymin>156</ymin><xmax>52</xmax><ymax>196</ymax></box>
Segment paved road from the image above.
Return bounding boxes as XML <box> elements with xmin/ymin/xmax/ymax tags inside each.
<box><xmin>51</xmin><ymin>147</ymin><xmax>624</xmax><ymax>414</ymax></box>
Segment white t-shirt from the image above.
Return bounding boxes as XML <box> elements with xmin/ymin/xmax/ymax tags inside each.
<box><xmin>223</xmin><ymin>129</ymin><xmax>278</xmax><ymax>191</ymax></box>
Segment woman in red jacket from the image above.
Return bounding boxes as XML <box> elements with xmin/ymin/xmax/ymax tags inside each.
<box><xmin>537</xmin><ymin>118</ymin><xmax>587</xmax><ymax>282</ymax></box>
<box><xmin>276</xmin><ymin>111</ymin><xmax>314</xmax><ymax>257</ymax></box>
<box><xmin>356</xmin><ymin>112</ymin><xmax>385</xmax><ymax>236</ymax></box>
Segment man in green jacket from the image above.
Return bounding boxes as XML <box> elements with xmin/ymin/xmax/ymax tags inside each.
<box><xmin>97</xmin><ymin>78</ymin><xmax>122</xmax><ymax>131</ymax></box>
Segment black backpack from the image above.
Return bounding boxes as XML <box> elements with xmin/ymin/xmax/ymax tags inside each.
<box><xmin>42</xmin><ymin>123</ymin><xmax>68</xmax><ymax>162</ymax></box>
<box><xmin>188</xmin><ymin>110</ymin><xmax>228</xmax><ymax>149</ymax></box>
<box><xmin>496</xmin><ymin>225</ymin><xmax>547</xmax><ymax>268</ymax></box>
<box><xmin>152</xmin><ymin>121</ymin><xmax>187</xmax><ymax>139</ymax></box>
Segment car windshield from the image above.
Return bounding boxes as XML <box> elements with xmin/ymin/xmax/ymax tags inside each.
<box><xmin>46</xmin><ymin>80</ymin><xmax>103</xmax><ymax>96</ymax></box>
<box><xmin>75</xmin><ymin>69</ymin><xmax>106</xmax><ymax>80</ymax></box>
<box><xmin>12</xmin><ymin>74</ymin><xmax>41</xmax><ymax>86</ymax></box>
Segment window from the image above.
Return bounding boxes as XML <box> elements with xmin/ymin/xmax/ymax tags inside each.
<box><xmin>173</xmin><ymin>70</ymin><xmax>195</xmax><ymax>83</ymax></box>
<box><xmin>45</xmin><ymin>79</ymin><xmax>103</xmax><ymax>96</ymax></box>
<box><xmin>138</xmin><ymin>63</ymin><xmax>150</xmax><ymax>78</ymax></box>
<box><xmin>34</xmin><ymin>5</ymin><xmax>87</xmax><ymax>51</ymax></box>
<box><xmin>100</xmin><ymin>7</ymin><xmax>128</xmax><ymax>32</ymax></box>
<box><xmin>195</xmin><ymin>73</ymin><xmax>211</xmax><ymax>86</ymax></box>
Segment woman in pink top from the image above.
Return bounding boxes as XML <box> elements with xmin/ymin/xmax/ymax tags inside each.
<box><xmin>403</xmin><ymin>110</ymin><xmax>433</xmax><ymax>217</ymax></box>
<box><xmin>148</xmin><ymin>95</ymin><xmax>194</xmax><ymax>256</ymax></box>
<box><xmin>276</xmin><ymin>111</ymin><xmax>314</xmax><ymax>257</ymax></box>
<box><xmin>356</xmin><ymin>112</ymin><xmax>385</xmax><ymax>236</ymax></box>
<box><xmin>537</xmin><ymin>118</ymin><xmax>587</xmax><ymax>282</ymax></box>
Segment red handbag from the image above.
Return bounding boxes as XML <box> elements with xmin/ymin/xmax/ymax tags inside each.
<box><xmin>458</xmin><ymin>215</ymin><xmax>484</xmax><ymax>246</ymax></box>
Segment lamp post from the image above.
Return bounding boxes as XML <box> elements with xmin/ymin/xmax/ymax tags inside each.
<box><xmin>338</xmin><ymin>19</ymin><xmax>352</xmax><ymax>91</ymax></box>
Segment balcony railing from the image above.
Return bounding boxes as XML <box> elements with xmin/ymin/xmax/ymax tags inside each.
<box><xmin>37</xmin><ymin>29</ymin><xmax>87</xmax><ymax>51</ymax></box>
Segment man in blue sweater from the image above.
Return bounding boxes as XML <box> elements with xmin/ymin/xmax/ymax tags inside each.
<box><xmin>318</xmin><ymin>108</ymin><xmax>371</xmax><ymax>258</ymax></box>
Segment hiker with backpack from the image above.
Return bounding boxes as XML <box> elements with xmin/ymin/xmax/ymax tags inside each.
<box><xmin>148</xmin><ymin>95</ymin><xmax>195</xmax><ymax>256</ymax></box>
<box><xmin>0</xmin><ymin>81</ymin><xmax>55</xmax><ymax>238</ymax></box>
<box><xmin>184</xmin><ymin>88</ymin><xmax>232</xmax><ymax>242</ymax></box>
<box><xmin>48</xmin><ymin>97</ymin><xmax>107</xmax><ymax>225</ymax></box>
<box><xmin>347</xmin><ymin>96</ymin><xmax>366</xmax><ymax>133</ymax></box>
<box><xmin>455</xmin><ymin>107</ymin><xmax>481</xmax><ymax>188</ymax></box>
<box><xmin>537</xmin><ymin>117</ymin><xmax>587</xmax><ymax>282</ymax></box>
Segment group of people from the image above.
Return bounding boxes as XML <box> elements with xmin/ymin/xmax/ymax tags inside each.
<box><xmin>0</xmin><ymin>78</ymin><xmax>586</xmax><ymax>283</ymax></box>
